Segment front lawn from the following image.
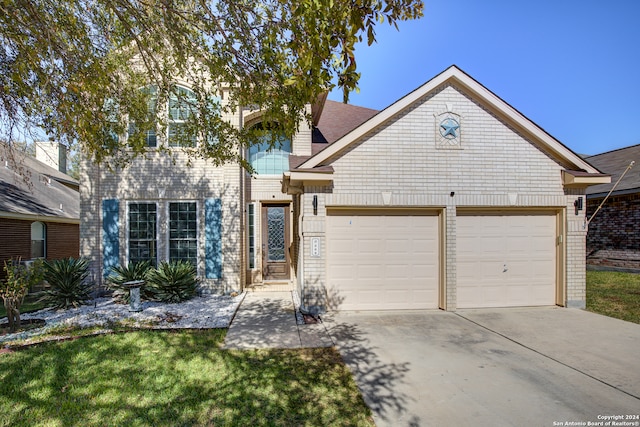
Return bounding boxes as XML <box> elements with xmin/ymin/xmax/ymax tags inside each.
<box><xmin>0</xmin><ymin>329</ymin><xmax>373</xmax><ymax>426</ymax></box>
<box><xmin>586</xmin><ymin>270</ymin><xmax>640</xmax><ymax>324</ymax></box>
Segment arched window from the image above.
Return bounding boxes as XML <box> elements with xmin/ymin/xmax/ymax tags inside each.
<box><xmin>248</xmin><ymin>123</ymin><xmax>292</xmax><ymax>175</ymax></box>
<box><xmin>31</xmin><ymin>222</ymin><xmax>46</xmax><ymax>259</ymax></box>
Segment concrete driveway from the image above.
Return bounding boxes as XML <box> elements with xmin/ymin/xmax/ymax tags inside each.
<box><xmin>324</xmin><ymin>307</ymin><xmax>640</xmax><ymax>427</ymax></box>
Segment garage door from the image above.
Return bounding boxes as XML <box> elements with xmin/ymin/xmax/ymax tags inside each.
<box><xmin>326</xmin><ymin>209</ymin><xmax>440</xmax><ymax>310</ymax></box>
<box><xmin>457</xmin><ymin>212</ymin><xmax>557</xmax><ymax>308</ymax></box>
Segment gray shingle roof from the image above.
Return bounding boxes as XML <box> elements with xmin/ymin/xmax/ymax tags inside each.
<box><xmin>585</xmin><ymin>144</ymin><xmax>640</xmax><ymax>196</ymax></box>
<box><xmin>0</xmin><ymin>143</ymin><xmax>79</xmax><ymax>221</ymax></box>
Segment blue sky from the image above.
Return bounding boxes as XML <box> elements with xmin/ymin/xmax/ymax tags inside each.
<box><xmin>327</xmin><ymin>0</ymin><xmax>640</xmax><ymax>156</ymax></box>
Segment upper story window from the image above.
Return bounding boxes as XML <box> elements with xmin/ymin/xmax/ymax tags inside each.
<box><xmin>128</xmin><ymin>85</ymin><xmax>197</xmax><ymax>148</ymax></box>
<box><xmin>31</xmin><ymin>221</ymin><xmax>46</xmax><ymax>259</ymax></box>
<box><xmin>168</xmin><ymin>86</ymin><xmax>197</xmax><ymax>148</ymax></box>
<box><xmin>128</xmin><ymin>85</ymin><xmax>157</xmax><ymax>147</ymax></box>
<box><xmin>248</xmin><ymin>122</ymin><xmax>291</xmax><ymax>175</ymax></box>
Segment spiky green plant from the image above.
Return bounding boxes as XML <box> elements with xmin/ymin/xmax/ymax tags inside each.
<box><xmin>146</xmin><ymin>261</ymin><xmax>198</xmax><ymax>303</ymax></box>
<box><xmin>106</xmin><ymin>261</ymin><xmax>153</xmax><ymax>303</ymax></box>
<box><xmin>41</xmin><ymin>258</ymin><xmax>93</xmax><ymax>309</ymax></box>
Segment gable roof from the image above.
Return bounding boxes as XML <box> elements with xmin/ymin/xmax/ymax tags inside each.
<box><xmin>0</xmin><ymin>143</ymin><xmax>79</xmax><ymax>223</ymax></box>
<box><xmin>296</xmin><ymin>65</ymin><xmax>603</xmax><ymax>176</ymax></box>
<box><xmin>584</xmin><ymin>144</ymin><xmax>640</xmax><ymax>197</ymax></box>
<box><xmin>314</xmin><ymin>100</ymin><xmax>379</xmax><ymax>144</ymax></box>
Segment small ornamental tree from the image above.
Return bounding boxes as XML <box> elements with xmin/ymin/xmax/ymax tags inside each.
<box><xmin>1</xmin><ymin>258</ymin><xmax>44</xmax><ymax>332</ymax></box>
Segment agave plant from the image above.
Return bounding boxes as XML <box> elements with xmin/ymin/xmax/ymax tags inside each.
<box><xmin>106</xmin><ymin>261</ymin><xmax>153</xmax><ymax>303</ymax></box>
<box><xmin>146</xmin><ymin>260</ymin><xmax>198</xmax><ymax>303</ymax></box>
<box><xmin>41</xmin><ymin>258</ymin><xmax>93</xmax><ymax>309</ymax></box>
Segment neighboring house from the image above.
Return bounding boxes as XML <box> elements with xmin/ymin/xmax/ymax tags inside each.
<box><xmin>0</xmin><ymin>142</ymin><xmax>80</xmax><ymax>278</ymax></box>
<box><xmin>584</xmin><ymin>144</ymin><xmax>640</xmax><ymax>270</ymax></box>
<box><xmin>81</xmin><ymin>65</ymin><xmax>609</xmax><ymax>311</ymax></box>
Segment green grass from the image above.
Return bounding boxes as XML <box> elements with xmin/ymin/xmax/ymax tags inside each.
<box><xmin>0</xmin><ymin>293</ymin><xmax>49</xmax><ymax>319</ymax></box>
<box><xmin>0</xmin><ymin>329</ymin><xmax>373</xmax><ymax>426</ymax></box>
<box><xmin>586</xmin><ymin>270</ymin><xmax>640</xmax><ymax>324</ymax></box>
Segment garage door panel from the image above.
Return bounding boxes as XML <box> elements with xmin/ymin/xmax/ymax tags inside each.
<box><xmin>457</xmin><ymin>213</ymin><xmax>556</xmax><ymax>308</ymax></box>
<box><xmin>327</xmin><ymin>210</ymin><xmax>440</xmax><ymax>311</ymax></box>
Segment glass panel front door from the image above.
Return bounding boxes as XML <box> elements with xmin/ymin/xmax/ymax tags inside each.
<box><xmin>267</xmin><ymin>207</ymin><xmax>285</xmax><ymax>262</ymax></box>
<box><xmin>262</xmin><ymin>204</ymin><xmax>290</xmax><ymax>280</ymax></box>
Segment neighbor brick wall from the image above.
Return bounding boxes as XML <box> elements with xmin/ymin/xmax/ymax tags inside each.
<box><xmin>586</xmin><ymin>193</ymin><xmax>640</xmax><ymax>270</ymax></box>
<box><xmin>0</xmin><ymin>218</ymin><xmax>31</xmax><ymax>268</ymax></box>
<box><xmin>0</xmin><ymin>218</ymin><xmax>79</xmax><ymax>280</ymax></box>
<box><xmin>46</xmin><ymin>222</ymin><xmax>80</xmax><ymax>260</ymax></box>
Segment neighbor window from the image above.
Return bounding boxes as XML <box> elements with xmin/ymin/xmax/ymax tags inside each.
<box><xmin>169</xmin><ymin>202</ymin><xmax>198</xmax><ymax>267</ymax></box>
<box><xmin>248</xmin><ymin>122</ymin><xmax>291</xmax><ymax>175</ymax></box>
<box><xmin>30</xmin><ymin>221</ymin><xmax>46</xmax><ymax>259</ymax></box>
<box><xmin>129</xmin><ymin>203</ymin><xmax>157</xmax><ymax>265</ymax></box>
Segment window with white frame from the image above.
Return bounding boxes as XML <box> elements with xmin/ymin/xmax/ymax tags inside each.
<box><xmin>30</xmin><ymin>221</ymin><xmax>46</xmax><ymax>259</ymax></box>
<box><xmin>129</xmin><ymin>203</ymin><xmax>157</xmax><ymax>265</ymax></box>
<box><xmin>127</xmin><ymin>85</ymin><xmax>158</xmax><ymax>147</ymax></box>
<box><xmin>248</xmin><ymin>122</ymin><xmax>291</xmax><ymax>175</ymax></box>
<box><xmin>169</xmin><ymin>202</ymin><xmax>198</xmax><ymax>267</ymax></box>
<box><xmin>168</xmin><ymin>86</ymin><xmax>197</xmax><ymax>148</ymax></box>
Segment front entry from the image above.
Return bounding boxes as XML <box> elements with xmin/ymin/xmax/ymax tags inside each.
<box><xmin>261</xmin><ymin>204</ymin><xmax>290</xmax><ymax>280</ymax></box>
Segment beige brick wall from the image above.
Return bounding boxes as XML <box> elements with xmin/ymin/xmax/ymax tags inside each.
<box><xmin>81</xmin><ymin>151</ymin><xmax>243</xmax><ymax>294</ymax></box>
<box><xmin>298</xmin><ymin>84</ymin><xmax>588</xmax><ymax>310</ymax></box>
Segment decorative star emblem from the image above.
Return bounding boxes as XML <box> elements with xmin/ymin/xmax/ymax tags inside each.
<box><xmin>440</xmin><ymin>118</ymin><xmax>459</xmax><ymax>139</ymax></box>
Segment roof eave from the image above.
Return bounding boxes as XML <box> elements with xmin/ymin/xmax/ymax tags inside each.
<box><xmin>562</xmin><ymin>170</ymin><xmax>611</xmax><ymax>188</ymax></box>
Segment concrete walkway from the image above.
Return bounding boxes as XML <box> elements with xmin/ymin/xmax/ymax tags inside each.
<box><xmin>223</xmin><ymin>291</ymin><xmax>334</xmax><ymax>349</ymax></box>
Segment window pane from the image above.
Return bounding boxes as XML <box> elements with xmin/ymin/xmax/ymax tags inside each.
<box><xmin>30</xmin><ymin>222</ymin><xmax>46</xmax><ymax>258</ymax></box>
<box><xmin>168</xmin><ymin>87</ymin><xmax>197</xmax><ymax>147</ymax></box>
<box><xmin>248</xmin><ymin>204</ymin><xmax>255</xmax><ymax>269</ymax></box>
<box><xmin>169</xmin><ymin>202</ymin><xmax>197</xmax><ymax>267</ymax></box>
<box><xmin>129</xmin><ymin>203</ymin><xmax>157</xmax><ymax>266</ymax></box>
<box><xmin>248</xmin><ymin>125</ymin><xmax>291</xmax><ymax>175</ymax></box>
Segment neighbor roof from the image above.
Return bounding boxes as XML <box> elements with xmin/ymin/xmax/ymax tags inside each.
<box><xmin>0</xmin><ymin>143</ymin><xmax>79</xmax><ymax>222</ymax></box>
<box><xmin>585</xmin><ymin>144</ymin><xmax>640</xmax><ymax>197</ymax></box>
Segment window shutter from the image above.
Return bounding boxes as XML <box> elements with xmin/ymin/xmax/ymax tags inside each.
<box><xmin>205</xmin><ymin>198</ymin><xmax>222</xmax><ymax>279</ymax></box>
<box><xmin>102</xmin><ymin>199</ymin><xmax>119</xmax><ymax>277</ymax></box>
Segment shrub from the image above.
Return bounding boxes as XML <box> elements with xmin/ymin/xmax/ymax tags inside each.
<box><xmin>1</xmin><ymin>258</ymin><xmax>44</xmax><ymax>332</ymax></box>
<box><xmin>106</xmin><ymin>261</ymin><xmax>154</xmax><ymax>303</ymax></box>
<box><xmin>146</xmin><ymin>261</ymin><xmax>198</xmax><ymax>303</ymax></box>
<box><xmin>41</xmin><ymin>258</ymin><xmax>93</xmax><ymax>309</ymax></box>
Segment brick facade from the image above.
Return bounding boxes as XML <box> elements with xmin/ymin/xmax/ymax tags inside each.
<box><xmin>0</xmin><ymin>218</ymin><xmax>79</xmax><ymax>279</ymax></box>
<box><xmin>295</xmin><ymin>81</ymin><xmax>591</xmax><ymax>310</ymax></box>
<box><xmin>586</xmin><ymin>194</ymin><xmax>640</xmax><ymax>269</ymax></box>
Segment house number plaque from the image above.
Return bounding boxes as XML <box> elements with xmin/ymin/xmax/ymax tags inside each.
<box><xmin>311</xmin><ymin>237</ymin><xmax>321</xmax><ymax>258</ymax></box>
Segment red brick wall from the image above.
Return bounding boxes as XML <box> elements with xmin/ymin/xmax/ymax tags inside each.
<box><xmin>0</xmin><ymin>218</ymin><xmax>31</xmax><ymax>267</ymax></box>
<box><xmin>586</xmin><ymin>193</ymin><xmax>640</xmax><ymax>269</ymax></box>
<box><xmin>0</xmin><ymin>218</ymin><xmax>80</xmax><ymax>279</ymax></box>
<box><xmin>47</xmin><ymin>222</ymin><xmax>80</xmax><ymax>260</ymax></box>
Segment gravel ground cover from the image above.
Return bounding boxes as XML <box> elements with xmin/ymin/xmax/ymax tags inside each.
<box><xmin>0</xmin><ymin>292</ymin><xmax>245</xmax><ymax>344</ymax></box>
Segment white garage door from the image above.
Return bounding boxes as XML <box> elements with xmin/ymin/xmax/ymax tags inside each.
<box><xmin>457</xmin><ymin>212</ymin><xmax>557</xmax><ymax>308</ymax></box>
<box><xmin>326</xmin><ymin>209</ymin><xmax>440</xmax><ymax>310</ymax></box>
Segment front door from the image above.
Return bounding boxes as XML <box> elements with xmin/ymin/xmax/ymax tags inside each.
<box><xmin>262</xmin><ymin>204</ymin><xmax>290</xmax><ymax>280</ymax></box>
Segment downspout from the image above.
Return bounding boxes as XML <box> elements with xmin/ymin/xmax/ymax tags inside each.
<box><xmin>297</xmin><ymin>193</ymin><xmax>305</xmax><ymax>310</ymax></box>
<box><xmin>239</xmin><ymin>102</ymin><xmax>246</xmax><ymax>292</ymax></box>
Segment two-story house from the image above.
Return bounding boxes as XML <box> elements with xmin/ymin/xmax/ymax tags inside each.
<box><xmin>80</xmin><ymin>66</ymin><xmax>609</xmax><ymax>311</ymax></box>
